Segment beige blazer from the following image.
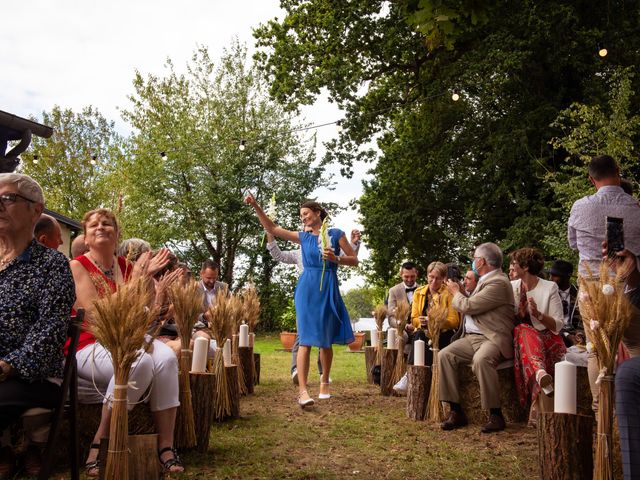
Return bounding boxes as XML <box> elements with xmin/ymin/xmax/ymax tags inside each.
<box><xmin>452</xmin><ymin>270</ymin><xmax>515</xmax><ymax>359</ymax></box>
<box><xmin>387</xmin><ymin>282</ymin><xmax>416</xmax><ymax>328</ymax></box>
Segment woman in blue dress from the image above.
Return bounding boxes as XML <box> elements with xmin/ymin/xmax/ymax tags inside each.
<box><xmin>245</xmin><ymin>194</ymin><xmax>357</xmax><ymax>407</ymax></box>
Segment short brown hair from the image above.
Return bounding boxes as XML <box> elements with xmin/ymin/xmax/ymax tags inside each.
<box><xmin>426</xmin><ymin>261</ymin><xmax>447</xmax><ymax>279</ymax></box>
<box><xmin>300</xmin><ymin>201</ymin><xmax>328</xmax><ymax>221</ymax></box>
<box><xmin>588</xmin><ymin>155</ymin><xmax>619</xmax><ymax>181</ymax></box>
<box><xmin>509</xmin><ymin>248</ymin><xmax>545</xmax><ymax>276</ymax></box>
<box><xmin>81</xmin><ymin>208</ymin><xmax>119</xmax><ymax>235</ymax></box>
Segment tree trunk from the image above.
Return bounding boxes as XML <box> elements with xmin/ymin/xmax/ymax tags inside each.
<box><xmin>238</xmin><ymin>346</ymin><xmax>254</xmax><ymax>395</ymax></box>
<box><xmin>537</xmin><ymin>412</ymin><xmax>593</xmax><ymax>480</ymax></box>
<box><xmin>190</xmin><ymin>373</ymin><xmax>216</xmax><ymax>453</ymax></box>
<box><xmin>380</xmin><ymin>348</ymin><xmax>397</xmax><ymax>396</ymax></box>
<box><xmin>406</xmin><ymin>365</ymin><xmax>431</xmax><ymax>421</ymax></box>
<box><xmin>225</xmin><ymin>365</ymin><xmax>240</xmax><ymax>419</ymax></box>
<box><xmin>364</xmin><ymin>346</ymin><xmax>376</xmax><ymax>384</ymax></box>
<box><xmin>253</xmin><ymin>353</ymin><xmax>260</xmax><ymax>385</ymax></box>
<box><xmin>129</xmin><ymin>434</ymin><xmax>160</xmax><ymax>480</ymax></box>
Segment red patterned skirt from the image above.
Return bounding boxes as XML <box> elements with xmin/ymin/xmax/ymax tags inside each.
<box><xmin>513</xmin><ymin>323</ymin><xmax>566</xmax><ymax>408</ymax></box>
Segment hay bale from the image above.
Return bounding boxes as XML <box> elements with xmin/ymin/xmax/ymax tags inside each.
<box><xmin>456</xmin><ymin>360</ymin><xmax>527</xmax><ymax>425</ymax></box>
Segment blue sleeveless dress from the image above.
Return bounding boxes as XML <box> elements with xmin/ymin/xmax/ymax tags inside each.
<box><xmin>294</xmin><ymin>228</ymin><xmax>355</xmax><ymax>348</ymax></box>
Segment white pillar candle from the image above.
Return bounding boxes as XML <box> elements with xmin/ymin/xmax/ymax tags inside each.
<box><xmin>191</xmin><ymin>336</ymin><xmax>209</xmax><ymax>372</ymax></box>
<box><xmin>223</xmin><ymin>338</ymin><xmax>232</xmax><ymax>366</ymax></box>
<box><xmin>554</xmin><ymin>360</ymin><xmax>577</xmax><ymax>414</ymax></box>
<box><xmin>239</xmin><ymin>324</ymin><xmax>249</xmax><ymax>348</ymax></box>
<box><xmin>414</xmin><ymin>339</ymin><xmax>425</xmax><ymax>367</ymax></box>
<box><xmin>249</xmin><ymin>332</ymin><xmax>255</xmax><ymax>348</ymax></box>
<box><xmin>387</xmin><ymin>328</ymin><xmax>397</xmax><ymax>350</ymax></box>
<box><xmin>370</xmin><ymin>329</ymin><xmax>379</xmax><ymax>347</ymax></box>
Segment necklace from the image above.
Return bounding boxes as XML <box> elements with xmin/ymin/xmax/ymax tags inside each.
<box><xmin>88</xmin><ymin>253</ymin><xmax>115</xmax><ymax>280</ymax></box>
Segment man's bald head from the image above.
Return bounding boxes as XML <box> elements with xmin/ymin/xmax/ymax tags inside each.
<box><xmin>71</xmin><ymin>234</ymin><xmax>89</xmax><ymax>258</ymax></box>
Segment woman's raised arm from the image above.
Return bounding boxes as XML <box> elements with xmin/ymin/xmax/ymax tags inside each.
<box><xmin>244</xmin><ymin>193</ymin><xmax>299</xmax><ymax>244</ymax></box>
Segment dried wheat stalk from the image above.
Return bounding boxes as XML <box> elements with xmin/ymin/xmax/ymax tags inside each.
<box><xmin>169</xmin><ymin>281</ymin><xmax>203</xmax><ymax>449</ymax></box>
<box><xmin>89</xmin><ymin>277</ymin><xmax>157</xmax><ymax>480</ymax></box>
<box><xmin>374</xmin><ymin>304</ymin><xmax>387</xmax><ymax>365</ymax></box>
<box><xmin>578</xmin><ymin>262</ymin><xmax>633</xmax><ymax>480</ymax></box>
<box><xmin>392</xmin><ymin>300</ymin><xmax>410</xmax><ymax>383</ymax></box>
<box><xmin>241</xmin><ymin>286</ymin><xmax>261</xmax><ymax>333</ymax></box>
<box><xmin>427</xmin><ymin>299</ymin><xmax>448</xmax><ymax>423</ymax></box>
<box><xmin>206</xmin><ymin>292</ymin><xmax>233</xmax><ymax>420</ymax></box>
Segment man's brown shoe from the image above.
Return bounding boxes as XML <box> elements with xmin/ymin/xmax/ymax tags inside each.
<box><xmin>441</xmin><ymin>410</ymin><xmax>468</xmax><ymax>430</ymax></box>
<box><xmin>481</xmin><ymin>414</ymin><xmax>506</xmax><ymax>433</ymax></box>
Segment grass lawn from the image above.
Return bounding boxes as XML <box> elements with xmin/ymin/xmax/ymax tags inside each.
<box><xmin>168</xmin><ymin>333</ymin><xmax>538</xmax><ymax>480</ymax></box>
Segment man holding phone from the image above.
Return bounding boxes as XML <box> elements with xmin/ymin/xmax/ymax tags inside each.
<box><xmin>568</xmin><ymin>154</ymin><xmax>640</xmax><ymax>277</ymax></box>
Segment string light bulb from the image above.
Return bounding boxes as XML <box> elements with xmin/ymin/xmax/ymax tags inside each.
<box><xmin>598</xmin><ymin>44</ymin><xmax>608</xmax><ymax>57</ymax></box>
<box><xmin>336</xmin><ymin>121</ymin><xmax>343</xmax><ymax>132</ymax></box>
<box><xmin>239</xmin><ymin>140</ymin><xmax>246</xmax><ymax>151</ymax></box>
<box><xmin>33</xmin><ymin>155</ymin><xmax>39</xmax><ymax>164</ymax></box>
<box><xmin>90</xmin><ymin>155</ymin><xmax>97</xmax><ymax>165</ymax></box>
<box><xmin>451</xmin><ymin>90</ymin><xmax>460</xmax><ymax>102</ymax></box>
<box><xmin>160</xmin><ymin>152</ymin><xmax>168</xmax><ymax>161</ymax></box>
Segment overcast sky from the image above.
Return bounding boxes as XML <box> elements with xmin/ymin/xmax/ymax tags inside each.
<box><xmin>0</xmin><ymin>0</ymin><xmax>371</xmax><ymax>288</ymax></box>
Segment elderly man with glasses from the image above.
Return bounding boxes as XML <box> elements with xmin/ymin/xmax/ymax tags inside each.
<box><xmin>439</xmin><ymin>242</ymin><xmax>515</xmax><ymax>433</ymax></box>
<box><xmin>0</xmin><ymin>173</ymin><xmax>76</xmax><ymax>477</ymax></box>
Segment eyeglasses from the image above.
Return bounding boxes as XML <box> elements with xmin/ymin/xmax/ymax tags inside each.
<box><xmin>0</xmin><ymin>193</ymin><xmax>35</xmax><ymax>209</ymax></box>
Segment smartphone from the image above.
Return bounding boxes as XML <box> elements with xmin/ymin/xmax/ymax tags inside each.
<box><xmin>605</xmin><ymin>216</ymin><xmax>624</xmax><ymax>257</ymax></box>
<box><xmin>447</xmin><ymin>264</ymin><xmax>461</xmax><ymax>282</ymax></box>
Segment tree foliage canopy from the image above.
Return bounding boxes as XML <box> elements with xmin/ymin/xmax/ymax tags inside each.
<box><xmin>255</xmin><ymin>0</ymin><xmax>640</xmax><ymax>285</ymax></box>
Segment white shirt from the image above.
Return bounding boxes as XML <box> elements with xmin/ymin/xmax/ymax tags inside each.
<box><xmin>404</xmin><ymin>283</ymin><xmax>418</xmax><ymax>305</ymax></box>
<box><xmin>463</xmin><ymin>269</ymin><xmax>500</xmax><ymax>335</ymax></box>
<box><xmin>511</xmin><ymin>278</ymin><xmax>564</xmax><ymax>334</ymax></box>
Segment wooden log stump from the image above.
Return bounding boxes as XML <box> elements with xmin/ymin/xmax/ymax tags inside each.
<box><xmin>457</xmin><ymin>361</ymin><xmax>527</xmax><ymax>424</ymax></box>
<box><xmin>253</xmin><ymin>353</ymin><xmax>261</xmax><ymax>385</ymax></box>
<box><xmin>99</xmin><ymin>434</ymin><xmax>160</xmax><ymax>480</ymax></box>
<box><xmin>226</xmin><ymin>365</ymin><xmax>240</xmax><ymax>419</ymax></box>
<box><xmin>238</xmin><ymin>347</ymin><xmax>254</xmax><ymax>395</ymax></box>
<box><xmin>380</xmin><ymin>348</ymin><xmax>398</xmax><ymax>396</ymax></box>
<box><xmin>537</xmin><ymin>413</ymin><xmax>593</xmax><ymax>480</ymax></box>
<box><xmin>406</xmin><ymin>365</ymin><xmax>431</xmax><ymax>421</ymax></box>
<box><xmin>364</xmin><ymin>346</ymin><xmax>376</xmax><ymax>384</ymax></box>
<box><xmin>190</xmin><ymin>372</ymin><xmax>216</xmax><ymax>453</ymax></box>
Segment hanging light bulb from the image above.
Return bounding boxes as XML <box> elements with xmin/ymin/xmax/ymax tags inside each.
<box><xmin>598</xmin><ymin>44</ymin><xmax>608</xmax><ymax>57</ymax></box>
<box><xmin>160</xmin><ymin>152</ymin><xmax>168</xmax><ymax>161</ymax></box>
<box><xmin>451</xmin><ymin>90</ymin><xmax>460</xmax><ymax>102</ymax></box>
<box><xmin>90</xmin><ymin>155</ymin><xmax>97</xmax><ymax>165</ymax></box>
<box><xmin>33</xmin><ymin>155</ymin><xmax>39</xmax><ymax>165</ymax></box>
<box><xmin>336</xmin><ymin>120</ymin><xmax>343</xmax><ymax>132</ymax></box>
<box><xmin>239</xmin><ymin>140</ymin><xmax>246</xmax><ymax>151</ymax></box>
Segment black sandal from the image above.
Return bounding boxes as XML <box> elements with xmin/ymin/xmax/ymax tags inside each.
<box><xmin>158</xmin><ymin>446</ymin><xmax>184</xmax><ymax>473</ymax></box>
<box><xmin>84</xmin><ymin>443</ymin><xmax>101</xmax><ymax>478</ymax></box>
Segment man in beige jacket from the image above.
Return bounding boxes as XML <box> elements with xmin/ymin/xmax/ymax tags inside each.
<box><xmin>439</xmin><ymin>242</ymin><xmax>515</xmax><ymax>433</ymax></box>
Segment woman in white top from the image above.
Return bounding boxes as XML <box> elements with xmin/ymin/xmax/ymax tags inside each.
<box><xmin>509</xmin><ymin>248</ymin><xmax>565</xmax><ymax>426</ymax></box>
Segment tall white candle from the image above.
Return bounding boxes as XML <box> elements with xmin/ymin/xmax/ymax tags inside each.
<box><xmin>239</xmin><ymin>324</ymin><xmax>249</xmax><ymax>348</ymax></box>
<box><xmin>370</xmin><ymin>329</ymin><xmax>379</xmax><ymax>347</ymax></box>
<box><xmin>223</xmin><ymin>338</ymin><xmax>232</xmax><ymax>366</ymax></box>
<box><xmin>554</xmin><ymin>360</ymin><xmax>577</xmax><ymax>414</ymax></box>
<box><xmin>387</xmin><ymin>328</ymin><xmax>397</xmax><ymax>350</ymax></box>
<box><xmin>191</xmin><ymin>336</ymin><xmax>209</xmax><ymax>372</ymax></box>
<box><xmin>414</xmin><ymin>339</ymin><xmax>425</xmax><ymax>367</ymax></box>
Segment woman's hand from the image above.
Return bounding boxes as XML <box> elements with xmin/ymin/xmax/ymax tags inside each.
<box><xmin>418</xmin><ymin>315</ymin><xmax>429</xmax><ymax>329</ymax></box>
<box><xmin>446</xmin><ymin>279</ymin><xmax>460</xmax><ymax>296</ymax></box>
<box><xmin>244</xmin><ymin>192</ymin><xmax>258</xmax><ymax>207</ymax></box>
<box><xmin>322</xmin><ymin>247</ymin><xmax>339</xmax><ymax>263</ymax></box>
<box><xmin>155</xmin><ymin>268</ymin><xmax>183</xmax><ymax>305</ymax></box>
<box><xmin>528</xmin><ymin>297</ymin><xmax>540</xmax><ymax>320</ymax></box>
<box><xmin>147</xmin><ymin>248</ymin><xmax>172</xmax><ymax>276</ymax></box>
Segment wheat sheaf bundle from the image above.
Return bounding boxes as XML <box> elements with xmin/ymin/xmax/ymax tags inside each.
<box><xmin>373</xmin><ymin>304</ymin><xmax>388</xmax><ymax>365</ymax></box>
<box><xmin>89</xmin><ymin>277</ymin><xmax>157</xmax><ymax>480</ymax></box>
<box><xmin>578</xmin><ymin>262</ymin><xmax>633</xmax><ymax>480</ymax></box>
<box><xmin>427</xmin><ymin>298</ymin><xmax>448</xmax><ymax>423</ymax></box>
<box><xmin>206</xmin><ymin>290</ymin><xmax>234</xmax><ymax>421</ymax></box>
<box><xmin>169</xmin><ymin>280</ymin><xmax>204</xmax><ymax>449</ymax></box>
<box><xmin>227</xmin><ymin>294</ymin><xmax>248</xmax><ymax>395</ymax></box>
<box><xmin>392</xmin><ymin>300</ymin><xmax>410</xmax><ymax>384</ymax></box>
<box><xmin>241</xmin><ymin>286</ymin><xmax>261</xmax><ymax>333</ymax></box>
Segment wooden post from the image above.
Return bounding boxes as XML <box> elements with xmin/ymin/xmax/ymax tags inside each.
<box><xmin>129</xmin><ymin>434</ymin><xmax>160</xmax><ymax>480</ymax></box>
<box><xmin>406</xmin><ymin>365</ymin><xmax>431</xmax><ymax>421</ymax></box>
<box><xmin>253</xmin><ymin>353</ymin><xmax>261</xmax><ymax>385</ymax></box>
<box><xmin>238</xmin><ymin>346</ymin><xmax>254</xmax><ymax>395</ymax></box>
<box><xmin>364</xmin><ymin>346</ymin><xmax>376</xmax><ymax>384</ymax></box>
<box><xmin>190</xmin><ymin>372</ymin><xmax>216</xmax><ymax>453</ymax></box>
<box><xmin>225</xmin><ymin>365</ymin><xmax>240</xmax><ymax>419</ymax></box>
<box><xmin>537</xmin><ymin>413</ymin><xmax>593</xmax><ymax>480</ymax></box>
<box><xmin>380</xmin><ymin>348</ymin><xmax>397</xmax><ymax>396</ymax></box>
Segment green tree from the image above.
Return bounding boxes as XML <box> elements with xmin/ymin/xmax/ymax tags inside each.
<box><xmin>119</xmin><ymin>42</ymin><xmax>326</xmax><ymax>330</ymax></box>
<box><xmin>18</xmin><ymin>106</ymin><xmax>125</xmax><ymax>220</ymax></box>
<box><xmin>342</xmin><ymin>286</ymin><xmax>386</xmax><ymax>321</ymax></box>
<box><xmin>254</xmin><ymin>0</ymin><xmax>640</xmax><ymax>283</ymax></box>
